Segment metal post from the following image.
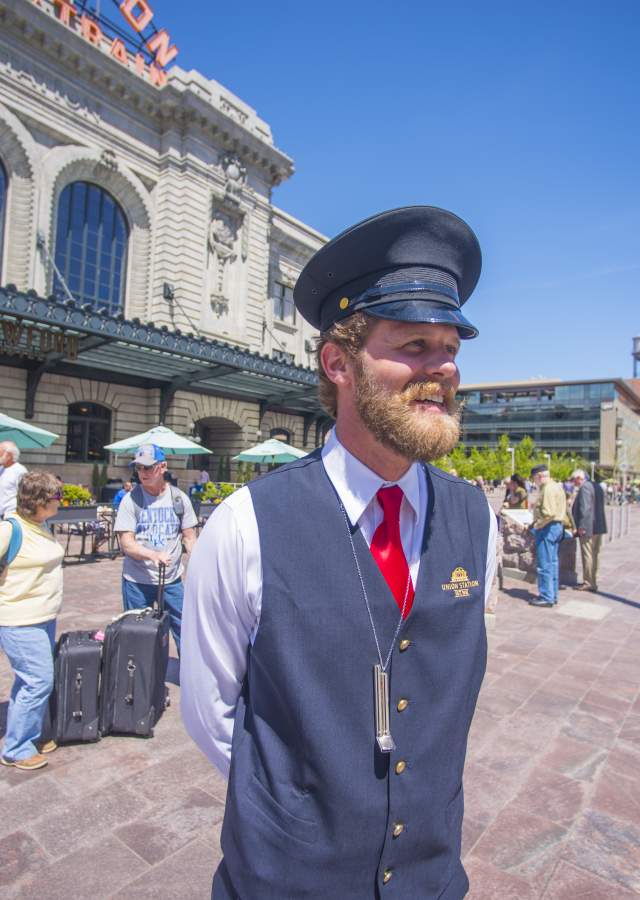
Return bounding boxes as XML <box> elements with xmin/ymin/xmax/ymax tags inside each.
<box><xmin>608</xmin><ymin>506</ymin><xmax>615</xmax><ymax>542</ymax></box>
<box><xmin>617</xmin><ymin>503</ymin><xmax>623</xmax><ymax>540</ymax></box>
<box><xmin>624</xmin><ymin>502</ymin><xmax>630</xmax><ymax>535</ymax></box>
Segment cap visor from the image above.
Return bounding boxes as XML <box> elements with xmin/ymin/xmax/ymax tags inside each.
<box><xmin>365</xmin><ymin>298</ymin><xmax>479</xmax><ymax>339</ymax></box>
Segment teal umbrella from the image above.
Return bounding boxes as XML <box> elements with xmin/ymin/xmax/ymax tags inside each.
<box><xmin>0</xmin><ymin>413</ymin><xmax>59</xmax><ymax>449</ymax></box>
<box><xmin>104</xmin><ymin>425</ymin><xmax>212</xmax><ymax>456</ymax></box>
<box><xmin>233</xmin><ymin>438</ymin><xmax>307</xmax><ymax>464</ymax></box>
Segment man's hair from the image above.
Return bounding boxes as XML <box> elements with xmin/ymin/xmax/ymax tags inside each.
<box><xmin>0</xmin><ymin>441</ymin><xmax>19</xmax><ymax>463</ymax></box>
<box><xmin>570</xmin><ymin>469</ymin><xmax>587</xmax><ymax>481</ymax></box>
<box><xmin>316</xmin><ymin>313</ymin><xmax>376</xmax><ymax>417</ymax></box>
<box><xmin>17</xmin><ymin>471</ymin><xmax>59</xmax><ymax>518</ymax></box>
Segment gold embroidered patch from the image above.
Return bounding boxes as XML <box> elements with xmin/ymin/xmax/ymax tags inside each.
<box><xmin>442</xmin><ymin>566</ymin><xmax>479</xmax><ymax>598</ymax></box>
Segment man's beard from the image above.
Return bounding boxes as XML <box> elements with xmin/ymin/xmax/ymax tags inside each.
<box><xmin>352</xmin><ymin>359</ymin><xmax>461</xmax><ymax>462</ymax></box>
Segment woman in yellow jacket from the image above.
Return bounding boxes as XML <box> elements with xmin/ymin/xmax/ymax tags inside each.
<box><xmin>0</xmin><ymin>472</ymin><xmax>63</xmax><ymax>771</ymax></box>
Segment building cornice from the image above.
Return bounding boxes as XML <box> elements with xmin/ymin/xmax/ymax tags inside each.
<box><xmin>1</xmin><ymin>0</ymin><xmax>294</xmax><ymax>186</ymax></box>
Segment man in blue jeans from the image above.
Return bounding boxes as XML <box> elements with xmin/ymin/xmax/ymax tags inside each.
<box><xmin>115</xmin><ymin>444</ymin><xmax>197</xmax><ymax>654</ymax></box>
<box><xmin>529</xmin><ymin>463</ymin><xmax>567</xmax><ymax>608</ymax></box>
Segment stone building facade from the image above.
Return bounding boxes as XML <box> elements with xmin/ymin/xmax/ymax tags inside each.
<box><xmin>0</xmin><ymin>0</ymin><xmax>327</xmax><ymax>487</ymax></box>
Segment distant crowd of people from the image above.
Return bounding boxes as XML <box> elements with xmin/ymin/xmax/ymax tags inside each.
<box><xmin>496</xmin><ymin>464</ymin><xmax>608</xmax><ymax>608</ymax></box>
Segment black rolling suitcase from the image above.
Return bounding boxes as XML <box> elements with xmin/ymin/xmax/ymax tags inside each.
<box><xmin>99</xmin><ymin>564</ymin><xmax>171</xmax><ymax>737</ymax></box>
<box><xmin>50</xmin><ymin>631</ymin><xmax>102</xmax><ymax>743</ymax></box>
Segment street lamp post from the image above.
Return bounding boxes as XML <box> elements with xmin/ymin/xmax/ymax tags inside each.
<box><xmin>507</xmin><ymin>446</ymin><xmax>515</xmax><ymax>475</ymax></box>
<box><xmin>544</xmin><ymin>452</ymin><xmax>551</xmax><ymax>474</ymax></box>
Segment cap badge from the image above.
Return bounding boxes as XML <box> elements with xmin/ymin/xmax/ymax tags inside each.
<box><xmin>339</xmin><ymin>297</ymin><xmax>349</xmax><ymax>310</ymax></box>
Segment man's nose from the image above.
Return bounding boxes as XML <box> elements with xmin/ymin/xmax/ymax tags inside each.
<box><xmin>422</xmin><ymin>353</ymin><xmax>458</xmax><ymax>381</ymax></box>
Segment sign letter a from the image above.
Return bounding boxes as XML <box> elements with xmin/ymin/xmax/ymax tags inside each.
<box><xmin>110</xmin><ymin>38</ymin><xmax>129</xmax><ymax>64</ymax></box>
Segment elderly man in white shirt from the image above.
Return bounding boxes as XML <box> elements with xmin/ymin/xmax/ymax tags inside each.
<box><xmin>0</xmin><ymin>442</ymin><xmax>28</xmax><ymax>519</ymax></box>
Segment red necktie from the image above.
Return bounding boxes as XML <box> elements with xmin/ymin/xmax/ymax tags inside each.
<box><xmin>370</xmin><ymin>486</ymin><xmax>415</xmax><ymax>619</ymax></box>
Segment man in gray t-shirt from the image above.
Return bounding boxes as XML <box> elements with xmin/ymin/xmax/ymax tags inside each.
<box><xmin>115</xmin><ymin>444</ymin><xmax>197</xmax><ymax>654</ymax></box>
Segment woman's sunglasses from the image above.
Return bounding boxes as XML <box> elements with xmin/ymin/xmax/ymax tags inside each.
<box><xmin>48</xmin><ymin>492</ymin><xmax>63</xmax><ymax>501</ymax></box>
<box><xmin>135</xmin><ymin>464</ymin><xmax>158</xmax><ymax>473</ymax></box>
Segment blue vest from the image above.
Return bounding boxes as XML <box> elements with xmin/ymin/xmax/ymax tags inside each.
<box><xmin>215</xmin><ymin>451</ymin><xmax>489</xmax><ymax>900</ymax></box>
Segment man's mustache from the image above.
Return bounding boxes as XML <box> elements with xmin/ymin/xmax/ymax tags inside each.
<box><xmin>401</xmin><ymin>381</ymin><xmax>458</xmax><ymax>411</ymax></box>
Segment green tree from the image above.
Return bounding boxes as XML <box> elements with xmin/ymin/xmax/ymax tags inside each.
<box><xmin>494</xmin><ymin>434</ymin><xmax>511</xmax><ymax>479</ymax></box>
<box><xmin>549</xmin><ymin>452</ymin><xmax>589</xmax><ymax>482</ymax></box>
<box><xmin>514</xmin><ymin>435</ymin><xmax>537</xmax><ymax>477</ymax></box>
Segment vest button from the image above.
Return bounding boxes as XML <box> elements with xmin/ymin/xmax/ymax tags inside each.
<box><xmin>399</xmin><ymin>639</ymin><xmax>411</xmax><ymax>652</ymax></box>
<box><xmin>397</xmin><ymin>698</ymin><xmax>409</xmax><ymax>712</ymax></box>
<box><xmin>383</xmin><ymin>868</ymin><xmax>393</xmax><ymax>884</ymax></box>
<box><xmin>392</xmin><ymin>821</ymin><xmax>405</xmax><ymax>837</ymax></box>
<box><xmin>395</xmin><ymin>760</ymin><xmax>406</xmax><ymax>774</ymax></box>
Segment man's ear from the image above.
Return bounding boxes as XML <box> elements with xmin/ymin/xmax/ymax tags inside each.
<box><xmin>319</xmin><ymin>342</ymin><xmax>354</xmax><ymax>388</ymax></box>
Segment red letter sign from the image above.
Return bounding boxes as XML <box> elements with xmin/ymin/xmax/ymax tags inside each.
<box><xmin>146</xmin><ymin>28</ymin><xmax>178</xmax><ymax>68</ymax></box>
<box><xmin>80</xmin><ymin>14</ymin><xmax>103</xmax><ymax>45</ymax></box>
<box><xmin>53</xmin><ymin>0</ymin><xmax>77</xmax><ymax>26</ymax></box>
<box><xmin>119</xmin><ymin>0</ymin><xmax>153</xmax><ymax>32</ymax></box>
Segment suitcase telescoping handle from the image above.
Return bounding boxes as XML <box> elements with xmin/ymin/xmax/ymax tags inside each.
<box><xmin>72</xmin><ymin>669</ymin><xmax>83</xmax><ymax>721</ymax></box>
<box><xmin>156</xmin><ymin>561</ymin><xmax>166</xmax><ymax>615</ymax></box>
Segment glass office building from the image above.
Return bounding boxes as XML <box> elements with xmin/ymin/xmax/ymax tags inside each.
<box><xmin>458</xmin><ymin>378</ymin><xmax>640</xmax><ymax>469</ymax></box>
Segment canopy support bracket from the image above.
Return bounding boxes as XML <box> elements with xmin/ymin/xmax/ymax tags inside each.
<box><xmin>25</xmin><ymin>361</ymin><xmax>54</xmax><ymax>420</ymax></box>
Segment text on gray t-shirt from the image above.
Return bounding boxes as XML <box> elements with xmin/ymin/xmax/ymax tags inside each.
<box><xmin>115</xmin><ymin>486</ymin><xmax>197</xmax><ymax>584</ymax></box>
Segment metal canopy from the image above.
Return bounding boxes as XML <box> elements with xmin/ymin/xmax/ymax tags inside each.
<box><xmin>0</xmin><ymin>287</ymin><xmax>326</xmax><ymax>422</ymax></box>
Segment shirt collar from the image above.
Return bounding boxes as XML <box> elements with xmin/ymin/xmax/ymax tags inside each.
<box><xmin>321</xmin><ymin>428</ymin><xmax>421</xmax><ymax>526</ymax></box>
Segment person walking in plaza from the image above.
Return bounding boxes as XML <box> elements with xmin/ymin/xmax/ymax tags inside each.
<box><xmin>112</xmin><ymin>480</ymin><xmax>132</xmax><ymax>510</ymax></box>
<box><xmin>529</xmin><ymin>463</ymin><xmax>567</xmax><ymax>607</ymax></box>
<box><xmin>0</xmin><ymin>472</ymin><xmax>63</xmax><ymax>771</ymax></box>
<box><xmin>591</xmin><ymin>474</ymin><xmax>608</xmax><ymax>591</ymax></box>
<box><xmin>182</xmin><ymin>206</ymin><xmax>497</xmax><ymax>899</ymax></box>
<box><xmin>114</xmin><ymin>444</ymin><xmax>197</xmax><ymax>655</ymax></box>
<box><xmin>571</xmin><ymin>469</ymin><xmax>598</xmax><ymax>592</ymax></box>
<box><xmin>502</xmin><ymin>473</ymin><xmax>528</xmax><ymax>509</ymax></box>
<box><xmin>0</xmin><ymin>441</ymin><xmax>28</xmax><ymax>519</ymax></box>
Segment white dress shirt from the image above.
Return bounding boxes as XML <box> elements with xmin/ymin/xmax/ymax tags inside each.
<box><xmin>181</xmin><ymin>429</ymin><xmax>497</xmax><ymax>777</ymax></box>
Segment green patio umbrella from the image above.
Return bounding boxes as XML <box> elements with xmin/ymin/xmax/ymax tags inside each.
<box><xmin>0</xmin><ymin>413</ymin><xmax>59</xmax><ymax>449</ymax></box>
<box><xmin>104</xmin><ymin>425</ymin><xmax>212</xmax><ymax>456</ymax></box>
<box><xmin>233</xmin><ymin>438</ymin><xmax>307</xmax><ymax>464</ymax></box>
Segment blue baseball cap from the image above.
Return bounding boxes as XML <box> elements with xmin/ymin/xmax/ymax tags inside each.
<box><xmin>130</xmin><ymin>443</ymin><xmax>165</xmax><ymax>466</ymax></box>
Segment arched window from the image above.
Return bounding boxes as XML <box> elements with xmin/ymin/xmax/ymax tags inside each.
<box><xmin>54</xmin><ymin>182</ymin><xmax>128</xmax><ymax>314</ymax></box>
<box><xmin>0</xmin><ymin>160</ymin><xmax>7</xmax><ymax>275</ymax></box>
<box><xmin>66</xmin><ymin>402</ymin><xmax>112</xmax><ymax>462</ymax></box>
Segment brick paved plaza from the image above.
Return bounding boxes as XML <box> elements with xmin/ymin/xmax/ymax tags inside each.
<box><xmin>1</xmin><ymin>509</ymin><xmax>639</xmax><ymax>899</ymax></box>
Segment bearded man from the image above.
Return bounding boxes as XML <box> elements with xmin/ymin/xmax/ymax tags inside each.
<box><xmin>182</xmin><ymin>206</ymin><xmax>497</xmax><ymax>900</ymax></box>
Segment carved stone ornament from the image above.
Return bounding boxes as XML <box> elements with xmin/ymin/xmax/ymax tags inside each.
<box><xmin>0</xmin><ymin>50</ymin><xmax>102</xmax><ymax>125</ymax></box>
<box><xmin>220</xmin><ymin>155</ymin><xmax>247</xmax><ymax>201</ymax></box>
<box><xmin>208</xmin><ymin>211</ymin><xmax>238</xmax><ymax>315</ymax></box>
<box><xmin>94</xmin><ymin>149</ymin><xmax>119</xmax><ymax>175</ymax></box>
<box><xmin>210</xmin><ymin>294</ymin><xmax>230</xmax><ymax>317</ymax></box>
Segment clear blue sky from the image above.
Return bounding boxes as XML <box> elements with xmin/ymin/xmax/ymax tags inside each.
<box><xmin>150</xmin><ymin>0</ymin><xmax>639</xmax><ymax>384</ymax></box>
